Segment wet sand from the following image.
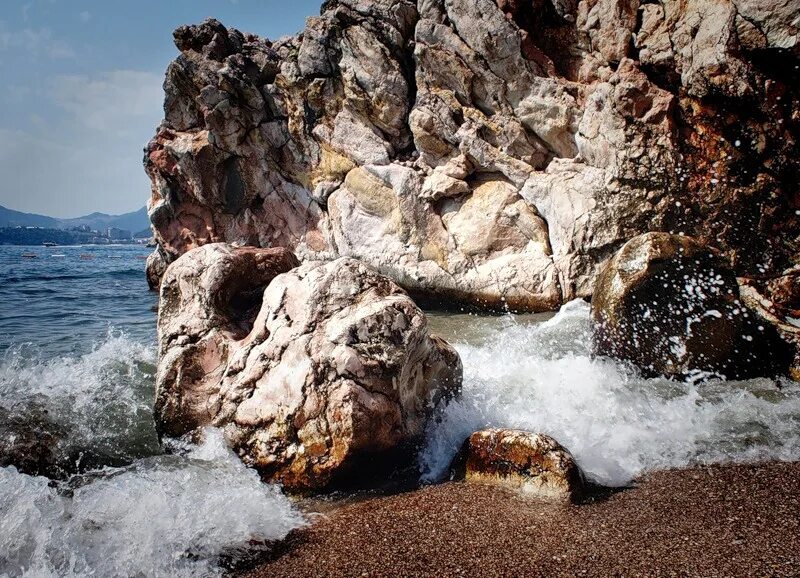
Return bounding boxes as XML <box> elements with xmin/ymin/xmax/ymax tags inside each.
<box><xmin>244</xmin><ymin>461</ymin><xmax>800</xmax><ymax>578</ymax></box>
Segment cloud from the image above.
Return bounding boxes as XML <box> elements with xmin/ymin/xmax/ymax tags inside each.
<box><xmin>79</xmin><ymin>11</ymin><xmax>91</xmax><ymax>23</ymax></box>
<box><xmin>0</xmin><ymin>70</ymin><xmax>165</xmax><ymax>217</ymax></box>
<box><xmin>50</xmin><ymin>70</ymin><xmax>164</xmax><ymax>136</ymax></box>
<box><xmin>0</xmin><ymin>23</ymin><xmax>75</xmax><ymax>59</ymax></box>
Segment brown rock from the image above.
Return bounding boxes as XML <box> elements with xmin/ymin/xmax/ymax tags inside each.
<box><xmin>591</xmin><ymin>232</ymin><xmax>791</xmax><ymax>378</ymax></box>
<box><xmin>457</xmin><ymin>428</ymin><xmax>586</xmax><ymax>502</ymax></box>
<box><xmin>155</xmin><ymin>244</ymin><xmax>462</xmax><ymax>490</ymax></box>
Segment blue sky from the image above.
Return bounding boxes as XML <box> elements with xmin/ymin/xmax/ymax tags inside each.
<box><xmin>0</xmin><ymin>0</ymin><xmax>321</xmax><ymax>217</ymax></box>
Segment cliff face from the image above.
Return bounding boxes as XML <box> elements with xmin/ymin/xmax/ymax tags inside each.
<box><xmin>144</xmin><ymin>0</ymin><xmax>800</xmax><ymax>311</ymax></box>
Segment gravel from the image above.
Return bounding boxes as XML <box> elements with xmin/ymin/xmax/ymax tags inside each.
<box><xmin>243</xmin><ymin>461</ymin><xmax>800</xmax><ymax>578</ymax></box>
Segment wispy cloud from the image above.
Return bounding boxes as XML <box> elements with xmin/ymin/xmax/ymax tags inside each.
<box><xmin>0</xmin><ymin>70</ymin><xmax>164</xmax><ymax>216</ymax></box>
<box><xmin>49</xmin><ymin>70</ymin><xmax>163</xmax><ymax>135</ymax></box>
<box><xmin>0</xmin><ymin>22</ymin><xmax>75</xmax><ymax>59</ymax></box>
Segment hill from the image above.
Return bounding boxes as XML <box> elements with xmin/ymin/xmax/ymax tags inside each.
<box><xmin>0</xmin><ymin>204</ymin><xmax>149</xmax><ymax>233</ymax></box>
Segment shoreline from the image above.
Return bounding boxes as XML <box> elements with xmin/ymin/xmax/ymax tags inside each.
<box><xmin>244</xmin><ymin>460</ymin><xmax>800</xmax><ymax>578</ymax></box>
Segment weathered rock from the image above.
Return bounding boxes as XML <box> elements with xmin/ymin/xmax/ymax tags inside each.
<box><xmin>156</xmin><ymin>244</ymin><xmax>462</xmax><ymax>489</ymax></box>
<box><xmin>592</xmin><ymin>232</ymin><xmax>790</xmax><ymax>378</ymax></box>
<box><xmin>145</xmin><ymin>2</ymin><xmax>800</xmax><ymax>312</ymax></box>
<box><xmin>456</xmin><ymin>429</ymin><xmax>586</xmax><ymax>502</ymax></box>
<box><xmin>145</xmin><ymin>247</ymin><xmax>169</xmax><ymax>291</ymax></box>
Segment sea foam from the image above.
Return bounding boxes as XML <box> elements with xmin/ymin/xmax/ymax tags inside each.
<box><xmin>0</xmin><ymin>429</ymin><xmax>304</xmax><ymax>578</ymax></box>
<box><xmin>421</xmin><ymin>299</ymin><xmax>800</xmax><ymax>486</ymax></box>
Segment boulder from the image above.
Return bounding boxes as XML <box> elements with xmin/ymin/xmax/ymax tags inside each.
<box><xmin>156</xmin><ymin>244</ymin><xmax>462</xmax><ymax>490</ymax></box>
<box><xmin>144</xmin><ymin>2</ymin><xmax>800</xmax><ymax>312</ymax></box>
<box><xmin>455</xmin><ymin>429</ymin><xmax>586</xmax><ymax>502</ymax></box>
<box><xmin>0</xmin><ymin>406</ymin><xmax>67</xmax><ymax>478</ymax></box>
<box><xmin>591</xmin><ymin>232</ymin><xmax>790</xmax><ymax>378</ymax></box>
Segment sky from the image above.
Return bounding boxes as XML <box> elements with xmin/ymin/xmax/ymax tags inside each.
<box><xmin>0</xmin><ymin>0</ymin><xmax>322</xmax><ymax>218</ymax></box>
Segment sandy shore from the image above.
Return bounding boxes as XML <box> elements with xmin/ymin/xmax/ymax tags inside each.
<box><xmin>244</xmin><ymin>461</ymin><xmax>800</xmax><ymax>578</ymax></box>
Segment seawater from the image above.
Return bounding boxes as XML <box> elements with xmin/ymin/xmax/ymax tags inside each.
<box><xmin>1</xmin><ymin>245</ymin><xmax>799</xmax><ymax>576</ymax></box>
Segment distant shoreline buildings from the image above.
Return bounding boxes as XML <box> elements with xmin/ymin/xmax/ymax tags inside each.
<box><xmin>0</xmin><ymin>224</ymin><xmax>152</xmax><ymax>246</ymax></box>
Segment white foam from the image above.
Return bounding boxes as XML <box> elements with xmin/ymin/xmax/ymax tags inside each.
<box><xmin>0</xmin><ymin>429</ymin><xmax>304</xmax><ymax>578</ymax></box>
<box><xmin>421</xmin><ymin>300</ymin><xmax>800</xmax><ymax>486</ymax></box>
<box><xmin>0</xmin><ymin>331</ymin><xmax>160</xmax><ymax>466</ymax></box>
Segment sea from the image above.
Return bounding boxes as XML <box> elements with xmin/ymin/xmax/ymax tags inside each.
<box><xmin>1</xmin><ymin>245</ymin><xmax>799</xmax><ymax>577</ymax></box>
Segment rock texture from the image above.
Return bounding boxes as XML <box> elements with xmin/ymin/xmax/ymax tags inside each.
<box><xmin>455</xmin><ymin>429</ymin><xmax>586</xmax><ymax>501</ymax></box>
<box><xmin>155</xmin><ymin>243</ymin><xmax>462</xmax><ymax>489</ymax></box>
<box><xmin>592</xmin><ymin>232</ymin><xmax>790</xmax><ymax>378</ymax></box>
<box><xmin>144</xmin><ymin>1</ymin><xmax>800</xmax><ymax>311</ymax></box>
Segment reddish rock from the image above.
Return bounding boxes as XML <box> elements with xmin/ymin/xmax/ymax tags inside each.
<box><xmin>459</xmin><ymin>429</ymin><xmax>586</xmax><ymax>502</ymax></box>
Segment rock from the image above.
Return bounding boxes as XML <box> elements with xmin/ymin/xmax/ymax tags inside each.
<box><xmin>739</xmin><ymin>270</ymin><xmax>800</xmax><ymax>380</ymax></box>
<box><xmin>156</xmin><ymin>244</ymin><xmax>462</xmax><ymax>490</ymax></box>
<box><xmin>145</xmin><ymin>3</ymin><xmax>800</xmax><ymax>313</ymax></box>
<box><xmin>145</xmin><ymin>247</ymin><xmax>169</xmax><ymax>291</ymax></box>
<box><xmin>591</xmin><ymin>232</ymin><xmax>790</xmax><ymax>378</ymax></box>
<box><xmin>456</xmin><ymin>429</ymin><xmax>586</xmax><ymax>502</ymax></box>
<box><xmin>0</xmin><ymin>406</ymin><xmax>68</xmax><ymax>478</ymax></box>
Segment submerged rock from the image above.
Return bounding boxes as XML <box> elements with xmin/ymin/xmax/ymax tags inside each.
<box><xmin>456</xmin><ymin>429</ymin><xmax>586</xmax><ymax>502</ymax></box>
<box><xmin>144</xmin><ymin>1</ymin><xmax>800</xmax><ymax>312</ymax></box>
<box><xmin>0</xmin><ymin>406</ymin><xmax>67</xmax><ymax>478</ymax></box>
<box><xmin>592</xmin><ymin>232</ymin><xmax>790</xmax><ymax>378</ymax></box>
<box><xmin>156</xmin><ymin>244</ymin><xmax>462</xmax><ymax>490</ymax></box>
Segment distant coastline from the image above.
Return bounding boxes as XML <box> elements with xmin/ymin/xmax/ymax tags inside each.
<box><xmin>0</xmin><ymin>226</ymin><xmax>152</xmax><ymax>246</ymax></box>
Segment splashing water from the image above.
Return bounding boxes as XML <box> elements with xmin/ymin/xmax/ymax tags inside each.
<box><xmin>0</xmin><ymin>429</ymin><xmax>305</xmax><ymax>578</ymax></box>
<box><xmin>421</xmin><ymin>300</ymin><xmax>800</xmax><ymax>486</ymax></box>
<box><xmin>0</xmin><ymin>332</ymin><xmax>161</xmax><ymax>472</ymax></box>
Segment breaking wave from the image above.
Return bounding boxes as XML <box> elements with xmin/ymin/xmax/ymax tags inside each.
<box><xmin>421</xmin><ymin>300</ymin><xmax>800</xmax><ymax>486</ymax></box>
<box><xmin>0</xmin><ymin>429</ymin><xmax>304</xmax><ymax>578</ymax></box>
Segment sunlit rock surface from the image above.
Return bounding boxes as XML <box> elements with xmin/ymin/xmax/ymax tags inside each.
<box><xmin>592</xmin><ymin>232</ymin><xmax>791</xmax><ymax>378</ymax></box>
<box><xmin>144</xmin><ymin>1</ymin><xmax>800</xmax><ymax>310</ymax></box>
<box><xmin>155</xmin><ymin>244</ymin><xmax>462</xmax><ymax>489</ymax></box>
<box><xmin>456</xmin><ymin>428</ymin><xmax>586</xmax><ymax>501</ymax></box>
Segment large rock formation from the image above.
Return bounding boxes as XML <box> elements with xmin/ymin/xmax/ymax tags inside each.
<box><xmin>156</xmin><ymin>244</ymin><xmax>462</xmax><ymax>489</ymax></box>
<box><xmin>592</xmin><ymin>232</ymin><xmax>791</xmax><ymax>378</ymax></box>
<box><xmin>144</xmin><ymin>0</ymin><xmax>800</xmax><ymax>312</ymax></box>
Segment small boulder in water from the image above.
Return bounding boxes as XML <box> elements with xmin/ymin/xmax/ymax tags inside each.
<box><xmin>454</xmin><ymin>429</ymin><xmax>586</xmax><ymax>502</ymax></box>
<box><xmin>0</xmin><ymin>406</ymin><xmax>67</xmax><ymax>477</ymax></box>
<box><xmin>156</xmin><ymin>244</ymin><xmax>462</xmax><ymax>490</ymax></box>
<box><xmin>591</xmin><ymin>232</ymin><xmax>789</xmax><ymax>379</ymax></box>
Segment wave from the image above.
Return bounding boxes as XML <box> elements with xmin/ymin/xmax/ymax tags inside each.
<box><xmin>2</xmin><ymin>268</ymin><xmax>145</xmax><ymax>285</ymax></box>
<box><xmin>0</xmin><ymin>332</ymin><xmax>160</xmax><ymax>473</ymax></box>
<box><xmin>420</xmin><ymin>300</ymin><xmax>800</xmax><ymax>486</ymax></box>
<box><xmin>0</xmin><ymin>429</ymin><xmax>305</xmax><ymax>578</ymax></box>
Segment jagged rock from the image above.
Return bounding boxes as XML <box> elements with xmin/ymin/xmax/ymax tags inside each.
<box><xmin>145</xmin><ymin>248</ymin><xmax>169</xmax><ymax>291</ymax></box>
<box><xmin>155</xmin><ymin>244</ymin><xmax>462</xmax><ymax>489</ymax></box>
<box><xmin>145</xmin><ymin>1</ymin><xmax>800</xmax><ymax>312</ymax></box>
<box><xmin>455</xmin><ymin>429</ymin><xmax>586</xmax><ymax>502</ymax></box>
<box><xmin>591</xmin><ymin>232</ymin><xmax>790</xmax><ymax>378</ymax></box>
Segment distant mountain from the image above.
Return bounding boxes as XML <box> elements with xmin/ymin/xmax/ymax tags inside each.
<box><xmin>0</xmin><ymin>204</ymin><xmax>150</xmax><ymax>233</ymax></box>
<box><xmin>0</xmin><ymin>205</ymin><xmax>61</xmax><ymax>229</ymax></box>
<box><xmin>60</xmin><ymin>207</ymin><xmax>150</xmax><ymax>233</ymax></box>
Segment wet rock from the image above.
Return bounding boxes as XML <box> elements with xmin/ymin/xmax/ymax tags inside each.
<box><xmin>145</xmin><ymin>3</ymin><xmax>800</xmax><ymax>311</ymax></box>
<box><xmin>0</xmin><ymin>406</ymin><xmax>68</xmax><ymax>478</ymax></box>
<box><xmin>591</xmin><ymin>232</ymin><xmax>789</xmax><ymax>378</ymax></box>
<box><xmin>739</xmin><ymin>270</ymin><xmax>800</xmax><ymax>380</ymax></box>
<box><xmin>456</xmin><ymin>429</ymin><xmax>586</xmax><ymax>502</ymax></box>
<box><xmin>155</xmin><ymin>244</ymin><xmax>462</xmax><ymax>490</ymax></box>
